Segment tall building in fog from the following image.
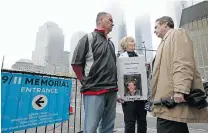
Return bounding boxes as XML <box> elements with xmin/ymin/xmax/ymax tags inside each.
<box><xmin>69</xmin><ymin>31</ymin><xmax>86</xmax><ymax>76</ymax></box>
<box><xmin>32</xmin><ymin>21</ymin><xmax>64</xmax><ymax>66</ymax></box>
<box><xmin>32</xmin><ymin>21</ymin><xmax>69</xmax><ymax>75</ymax></box>
<box><xmin>135</xmin><ymin>13</ymin><xmax>153</xmax><ymax>62</ymax></box>
<box><xmin>164</xmin><ymin>1</ymin><xmax>183</xmax><ymax>28</ymax></box>
<box><xmin>104</xmin><ymin>1</ymin><xmax>127</xmax><ymax>53</ymax></box>
<box><xmin>57</xmin><ymin>51</ymin><xmax>70</xmax><ymax>75</ymax></box>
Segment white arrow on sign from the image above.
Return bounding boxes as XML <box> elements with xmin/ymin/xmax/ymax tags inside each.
<box><xmin>32</xmin><ymin>95</ymin><xmax>48</xmax><ymax>110</ymax></box>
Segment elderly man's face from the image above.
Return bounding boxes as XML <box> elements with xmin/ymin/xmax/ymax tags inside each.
<box><xmin>154</xmin><ymin>21</ymin><xmax>167</xmax><ymax>38</ymax></box>
<box><xmin>101</xmin><ymin>14</ymin><xmax>114</xmax><ymax>33</ymax></box>
<box><xmin>127</xmin><ymin>82</ymin><xmax>136</xmax><ymax>93</ymax></box>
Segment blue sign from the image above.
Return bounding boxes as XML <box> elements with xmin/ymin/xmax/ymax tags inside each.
<box><xmin>1</xmin><ymin>71</ymin><xmax>72</xmax><ymax>133</ymax></box>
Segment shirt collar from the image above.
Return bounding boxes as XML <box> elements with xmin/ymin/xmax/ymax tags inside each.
<box><xmin>94</xmin><ymin>29</ymin><xmax>111</xmax><ymax>40</ymax></box>
<box><xmin>94</xmin><ymin>29</ymin><xmax>105</xmax><ymax>33</ymax></box>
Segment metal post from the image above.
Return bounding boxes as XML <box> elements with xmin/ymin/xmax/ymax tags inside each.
<box><xmin>53</xmin><ymin>124</ymin><xmax>56</xmax><ymax>133</ymax></box>
<box><xmin>142</xmin><ymin>41</ymin><xmax>147</xmax><ymax>63</ymax></box>
<box><xmin>74</xmin><ymin>79</ymin><xmax>78</xmax><ymax>133</ymax></box>
<box><xmin>44</xmin><ymin>125</ymin><xmax>47</xmax><ymax>133</ymax></box>
<box><xmin>144</xmin><ymin>46</ymin><xmax>147</xmax><ymax>63</ymax></box>
<box><xmin>79</xmin><ymin>94</ymin><xmax>82</xmax><ymax>131</ymax></box>
<box><xmin>53</xmin><ymin>65</ymin><xmax>56</xmax><ymax>74</ymax></box>
<box><xmin>1</xmin><ymin>56</ymin><xmax>4</xmax><ymax>69</ymax></box>
<box><xmin>61</xmin><ymin>122</ymin><xmax>63</xmax><ymax>133</ymax></box>
<box><xmin>67</xmin><ymin>120</ymin><xmax>70</xmax><ymax>133</ymax></box>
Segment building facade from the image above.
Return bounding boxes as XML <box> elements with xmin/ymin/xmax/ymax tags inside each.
<box><xmin>180</xmin><ymin>1</ymin><xmax>208</xmax><ymax>81</ymax></box>
<box><xmin>12</xmin><ymin>59</ymin><xmax>44</xmax><ymax>73</ymax></box>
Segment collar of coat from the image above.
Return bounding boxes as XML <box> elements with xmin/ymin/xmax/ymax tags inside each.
<box><xmin>162</xmin><ymin>29</ymin><xmax>174</xmax><ymax>41</ymax></box>
<box><xmin>119</xmin><ymin>51</ymin><xmax>139</xmax><ymax>58</ymax></box>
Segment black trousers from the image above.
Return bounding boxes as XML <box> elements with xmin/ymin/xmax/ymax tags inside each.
<box><xmin>122</xmin><ymin>101</ymin><xmax>147</xmax><ymax>133</ymax></box>
<box><xmin>157</xmin><ymin>118</ymin><xmax>189</xmax><ymax>133</ymax></box>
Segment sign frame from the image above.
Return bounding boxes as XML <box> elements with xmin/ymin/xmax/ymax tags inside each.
<box><xmin>1</xmin><ymin>69</ymin><xmax>73</xmax><ymax>132</ymax></box>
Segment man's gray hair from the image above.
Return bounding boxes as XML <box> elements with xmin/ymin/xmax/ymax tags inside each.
<box><xmin>96</xmin><ymin>12</ymin><xmax>108</xmax><ymax>26</ymax></box>
<box><xmin>156</xmin><ymin>16</ymin><xmax>174</xmax><ymax>28</ymax></box>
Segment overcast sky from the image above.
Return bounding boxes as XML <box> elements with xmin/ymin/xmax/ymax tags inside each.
<box><xmin>0</xmin><ymin>0</ymin><xmax>176</xmax><ymax>69</ymax></box>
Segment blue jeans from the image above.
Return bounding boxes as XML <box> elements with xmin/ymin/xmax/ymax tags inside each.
<box><xmin>83</xmin><ymin>91</ymin><xmax>117</xmax><ymax>133</ymax></box>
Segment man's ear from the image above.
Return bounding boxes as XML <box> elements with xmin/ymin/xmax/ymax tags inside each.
<box><xmin>164</xmin><ymin>22</ymin><xmax>168</xmax><ymax>27</ymax></box>
<box><xmin>100</xmin><ymin>16</ymin><xmax>104</xmax><ymax>22</ymax></box>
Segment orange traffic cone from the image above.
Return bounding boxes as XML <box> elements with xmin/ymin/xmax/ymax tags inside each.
<box><xmin>70</xmin><ymin>106</ymin><xmax>73</xmax><ymax>114</ymax></box>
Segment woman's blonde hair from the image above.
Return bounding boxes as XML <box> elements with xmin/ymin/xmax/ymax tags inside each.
<box><xmin>120</xmin><ymin>36</ymin><xmax>135</xmax><ymax>51</ymax></box>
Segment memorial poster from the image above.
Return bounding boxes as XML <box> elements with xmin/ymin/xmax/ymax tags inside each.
<box><xmin>117</xmin><ymin>57</ymin><xmax>148</xmax><ymax>101</ymax></box>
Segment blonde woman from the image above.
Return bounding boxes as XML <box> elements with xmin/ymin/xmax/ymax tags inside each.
<box><xmin>117</xmin><ymin>36</ymin><xmax>147</xmax><ymax>133</ymax></box>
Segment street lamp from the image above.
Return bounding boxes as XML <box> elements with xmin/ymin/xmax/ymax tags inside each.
<box><xmin>142</xmin><ymin>41</ymin><xmax>147</xmax><ymax>63</ymax></box>
<box><xmin>136</xmin><ymin>41</ymin><xmax>157</xmax><ymax>63</ymax></box>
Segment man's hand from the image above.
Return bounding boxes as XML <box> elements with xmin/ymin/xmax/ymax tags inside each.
<box><xmin>174</xmin><ymin>92</ymin><xmax>186</xmax><ymax>103</ymax></box>
<box><xmin>145</xmin><ymin>63</ymin><xmax>150</xmax><ymax>70</ymax></box>
<box><xmin>117</xmin><ymin>97</ymin><xmax>124</xmax><ymax>104</ymax></box>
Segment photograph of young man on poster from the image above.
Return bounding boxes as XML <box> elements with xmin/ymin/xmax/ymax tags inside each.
<box><xmin>124</xmin><ymin>74</ymin><xmax>142</xmax><ymax>100</ymax></box>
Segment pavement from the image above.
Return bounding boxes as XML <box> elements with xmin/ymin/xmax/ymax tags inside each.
<box><xmin>14</xmin><ymin>84</ymin><xmax>208</xmax><ymax>133</ymax></box>
<box><xmin>48</xmin><ymin>93</ymin><xmax>206</xmax><ymax>133</ymax></box>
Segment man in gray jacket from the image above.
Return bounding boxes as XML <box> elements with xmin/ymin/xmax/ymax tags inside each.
<box><xmin>71</xmin><ymin>12</ymin><xmax>117</xmax><ymax>133</ymax></box>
